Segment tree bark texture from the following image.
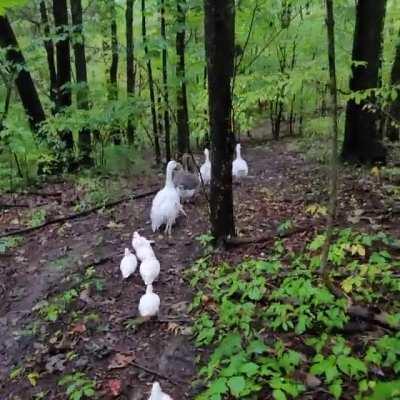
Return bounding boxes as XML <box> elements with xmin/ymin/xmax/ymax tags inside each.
<box><xmin>342</xmin><ymin>0</ymin><xmax>387</xmax><ymax>164</ymax></box>
<box><xmin>142</xmin><ymin>0</ymin><xmax>161</xmax><ymax>164</ymax></box>
<box><xmin>70</xmin><ymin>0</ymin><xmax>92</xmax><ymax>166</ymax></box>
<box><xmin>53</xmin><ymin>0</ymin><xmax>74</xmax><ymax>150</ymax></box>
<box><xmin>109</xmin><ymin>0</ymin><xmax>118</xmax><ymax>100</ymax></box>
<box><xmin>39</xmin><ymin>1</ymin><xmax>57</xmax><ymax>105</ymax></box>
<box><xmin>387</xmin><ymin>30</ymin><xmax>400</xmax><ymax>141</ymax></box>
<box><xmin>126</xmin><ymin>0</ymin><xmax>136</xmax><ymax>144</ymax></box>
<box><xmin>161</xmin><ymin>0</ymin><xmax>171</xmax><ymax>161</ymax></box>
<box><xmin>204</xmin><ymin>0</ymin><xmax>236</xmax><ymax>242</ymax></box>
<box><xmin>176</xmin><ymin>0</ymin><xmax>190</xmax><ymax>157</ymax></box>
<box><xmin>0</xmin><ymin>16</ymin><xmax>46</xmax><ymax>135</ymax></box>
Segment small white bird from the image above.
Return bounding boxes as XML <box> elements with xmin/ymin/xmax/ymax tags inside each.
<box><xmin>132</xmin><ymin>231</ymin><xmax>155</xmax><ymax>261</ymax></box>
<box><xmin>199</xmin><ymin>148</ymin><xmax>211</xmax><ymax>185</ymax></box>
<box><xmin>148</xmin><ymin>382</ymin><xmax>173</xmax><ymax>400</ymax></box>
<box><xmin>151</xmin><ymin>160</ymin><xmax>185</xmax><ymax>235</ymax></box>
<box><xmin>232</xmin><ymin>143</ymin><xmax>248</xmax><ymax>178</ymax></box>
<box><xmin>139</xmin><ymin>285</ymin><xmax>160</xmax><ymax>318</ymax></box>
<box><xmin>119</xmin><ymin>248</ymin><xmax>138</xmax><ymax>279</ymax></box>
<box><xmin>140</xmin><ymin>256</ymin><xmax>160</xmax><ymax>285</ymax></box>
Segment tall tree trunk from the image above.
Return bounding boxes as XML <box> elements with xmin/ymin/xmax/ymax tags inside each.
<box><xmin>53</xmin><ymin>0</ymin><xmax>74</xmax><ymax>151</ymax></box>
<box><xmin>70</xmin><ymin>0</ymin><xmax>92</xmax><ymax>166</ymax></box>
<box><xmin>387</xmin><ymin>30</ymin><xmax>400</xmax><ymax>142</ymax></box>
<box><xmin>204</xmin><ymin>0</ymin><xmax>235</xmax><ymax>243</ymax></box>
<box><xmin>126</xmin><ymin>0</ymin><xmax>135</xmax><ymax>145</ymax></box>
<box><xmin>39</xmin><ymin>1</ymin><xmax>57</xmax><ymax>106</ymax></box>
<box><xmin>0</xmin><ymin>16</ymin><xmax>46</xmax><ymax>135</ymax></box>
<box><xmin>176</xmin><ymin>0</ymin><xmax>190</xmax><ymax>157</ymax></box>
<box><xmin>342</xmin><ymin>0</ymin><xmax>387</xmax><ymax>164</ymax></box>
<box><xmin>160</xmin><ymin>0</ymin><xmax>171</xmax><ymax>161</ymax></box>
<box><xmin>109</xmin><ymin>0</ymin><xmax>118</xmax><ymax>100</ymax></box>
<box><xmin>142</xmin><ymin>0</ymin><xmax>161</xmax><ymax>164</ymax></box>
<box><xmin>321</xmin><ymin>0</ymin><xmax>341</xmax><ymax>297</ymax></box>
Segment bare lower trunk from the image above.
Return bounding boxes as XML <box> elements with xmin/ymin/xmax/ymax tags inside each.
<box><xmin>204</xmin><ymin>0</ymin><xmax>236</xmax><ymax>243</ymax></box>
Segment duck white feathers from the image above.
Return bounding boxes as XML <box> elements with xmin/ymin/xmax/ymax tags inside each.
<box><xmin>148</xmin><ymin>382</ymin><xmax>173</xmax><ymax>400</ymax></box>
<box><xmin>140</xmin><ymin>256</ymin><xmax>160</xmax><ymax>285</ymax></box>
<box><xmin>132</xmin><ymin>231</ymin><xmax>155</xmax><ymax>261</ymax></box>
<box><xmin>199</xmin><ymin>148</ymin><xmax>211</xmax><ymax>185</ymax></box>
<box><xmin>120</xmin><ymin>248</ymin><xmax>138</xmax><ymax>279</ymax></box>
<box><xmin>232</xmin><ymin>143</ymin><xmax>248</xmax><ymax>178</ymax></box>
<box><xmin>139</xmin><ymin>285</ymin><xmax>160</xmax><ymax>318</ymax></box>
<box><xmin>151</xmin><ymin>160</ymin><xmax>185</xmax><ymax>235</ymax></box>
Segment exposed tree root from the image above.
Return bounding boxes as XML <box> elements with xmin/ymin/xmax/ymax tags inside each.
<box><xmin>224</xmin><ymin>224</ymin><xmax>312</xmax><ymax>247</ymax></box>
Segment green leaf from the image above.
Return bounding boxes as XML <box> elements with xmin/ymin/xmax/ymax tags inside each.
<box><xmin>247</xmin><ymin>339</ymin><xmax>268</xmax><ymax>355</ymax></box>
<box><xmin>272</xmin><ymin>389</ymin><xmax>287</xmax><ymax>400</ymax></box>
<box><xmin>227</xmin><ymin>376</ymin><xmax>246</xmax><ymax>397</ymax></box>
<box><xmin>240</xmin><ymin>362</ymin><xmax>259</xmax><ymax>377</ymax></box>
<box><xmin>329</xmin><ymin>379</ymin><xmax>342</xmax><ymax>399</ymax></box>
<box><xmin>208</xmin><ymin>378</ymin><xmax>228</xmax><ymax>395</ymax></box>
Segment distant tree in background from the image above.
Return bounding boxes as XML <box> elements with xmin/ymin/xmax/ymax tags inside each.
<box><xmin>0</xmin><ymin>15</ymin><xmax>46</xmax><ymax>134</ymax></box>
<box><xmin>70</xmin><ymin>0</ymin><xmax>92</xmax><ymax>166</ymax></box>
<box><xmin>342</xmin><ymin>0</ymin><xmax>387</xmax><ymax>164</ymax></box>
<box><xmin>176</xmin><ymin>0</ymin><xmax>190</xmax><ymax>158</ymax></box>
<box><xmin>160</xmin><ymin>0</ymin><xmax>171</xmax><ymax>161</ymax></box>
<box><xmin>142</xmin><ymin>0</ymin><xmax>161</xmax><ymax>164</ymax></box>
<box><xmin>126</xmin><ymin>0</ymin><xmax>136</xmax><ymax>145</ymax></box>
<box><xmin>52</xmin><ymin>0</ymin><xmax>74</xmax><ymax>153</ymax></box>
<box><xmin>387</xmin><ymin>30</ymin><xmax>400</xmax><ymax>142</ymax></box>
<box><xmin>39</xmin><ymin>1</ymin><xmax>57</xmax><ymax>106</ymax></box>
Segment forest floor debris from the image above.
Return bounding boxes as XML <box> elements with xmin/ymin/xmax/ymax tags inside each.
<box><xmin>0</xmin><ymin>140</ymin><xmax>399</xmax><ymax>399</ymax></box>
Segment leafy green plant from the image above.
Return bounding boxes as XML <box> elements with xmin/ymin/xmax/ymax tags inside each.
<box><xmin>0</xmin><ymin>235</ymin><xmax>22</xmax><ymax>253</ymax></box>
<box><xmin>29</xmin><ymin>209</ymin><xmax>47</xmax><ymax>228</ymax></box>
<box><xmin>58</xmin><ymin>372</ymin><xmax>95</xmax><ymax>400</ymax></box>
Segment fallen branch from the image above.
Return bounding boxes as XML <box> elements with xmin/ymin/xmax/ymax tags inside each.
<box><xmin>0</xmin><ymin>189</ymin><xmax>158</xmax><ymax>239</ymax></box>
<box><xmin>0</xmin><ymin>203</ymin><xmax>30</xmax><ymax>209</ymax></box>
<box><xmin>224</xmin><ymin>224</ymin><xmax>312</xmax><ymax>247</ymax></box>
<box><xmin>131</xmin><ymin>360</ymin><xmax>185</xmax><ymax>386</ymax></box>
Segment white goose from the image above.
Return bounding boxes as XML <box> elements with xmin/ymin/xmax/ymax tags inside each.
<box><xmin>139</xmin><ymin>285</ymin><xmax>160</xmax><ymax>318</ymax></box>
<box><xmin>199</xmin><ymin>148</ymin><xmax>211</xmax><ymax>185</ymax></box>
<box><xmin>232</xmin><ymin>143</ymin><xmax>248</xmax><ymax>178</ymax></box>
<box><xmin>148</xmin><ymin>382</ymin><xmax>173</xmax><ymax>400</ymax></box>
<box><xmin>151</xmin><ymin>160</ymin><xmax>185</xmax><ymax>235</ymax></box>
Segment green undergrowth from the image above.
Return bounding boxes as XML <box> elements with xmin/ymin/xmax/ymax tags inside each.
<box><xmin>187</xmin><ymin>229</ymin><xmax>400</xmax><ymax>400</ymax></box>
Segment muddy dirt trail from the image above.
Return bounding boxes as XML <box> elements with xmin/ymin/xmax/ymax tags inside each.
<box><xmin>0</xmin><ymin>141</ymin><xmax>308</xmax><ymax>399</ymax></box>
<box><xmin>1</xmin><ymin>138</ymin><xmax>388</xmax><ymax>399</ymax></box>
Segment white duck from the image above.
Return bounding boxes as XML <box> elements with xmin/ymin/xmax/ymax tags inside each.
<box><xmin>120</xmin><ymin>248</ymin><xmax>138</xmax><ymax>279</ymax></box>
<box><xmin>148</xmin><ymin>382</ymin><xmax>173</xmax><ymax>400</ymax></box>
<box><xmin>140</xmin><ymin>256</ymin><xmax>160</xmax><ymax>285</ymax></box>
<box><xmin>151</xmin><ymin>160</ymin><xmax>185</xmax><ymax>235</ymax></box>
<box><xmin>199</xmin><ymin>148</ymin><xmax>211</xmax><ymax>185</ymax></box>
<box><xmin>132</xmin><ymin>231</ymin><xmax>155</xmax><ymax>261</ymax></box>
<box><xmin>232</xmin><ymin>143</ymin><xmax>248</xmax><ymax>178</ymax></box>
<box><xmin>139</xmin><ymin>285</ymin><xmax>160</xmax><ymax>318</ymax></box>
<box><xmin>173</xmin><ymin>154</ymin><xmax>199</xmax><ymax>201</ymax></box>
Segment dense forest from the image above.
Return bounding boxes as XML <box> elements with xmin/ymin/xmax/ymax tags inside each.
<box><xmin>0</xmin><ymin>0</ymin><xmax>400</xmax><ymax>399</ymax></box>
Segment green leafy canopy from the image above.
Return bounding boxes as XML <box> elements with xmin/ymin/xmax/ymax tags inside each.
<box><xmin>0</xmin><ymin>0</ymin><xmax>27</xmax><ymax>15</ymax></box>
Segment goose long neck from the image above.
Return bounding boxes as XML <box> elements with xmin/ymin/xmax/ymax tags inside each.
<box><xmin>236</xmin><ymin>144</ymin><xmax>242</xmax><ymax>159</ymax></box>
<box><xmin>205</xmin><ymin>149</ymin><xmax>210</xmax><ymax>162</ymax></box>
<box><xmin>165</xmin><ymin>165</ymin><xmax>175</xmax><ymax>188</ymax></box>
